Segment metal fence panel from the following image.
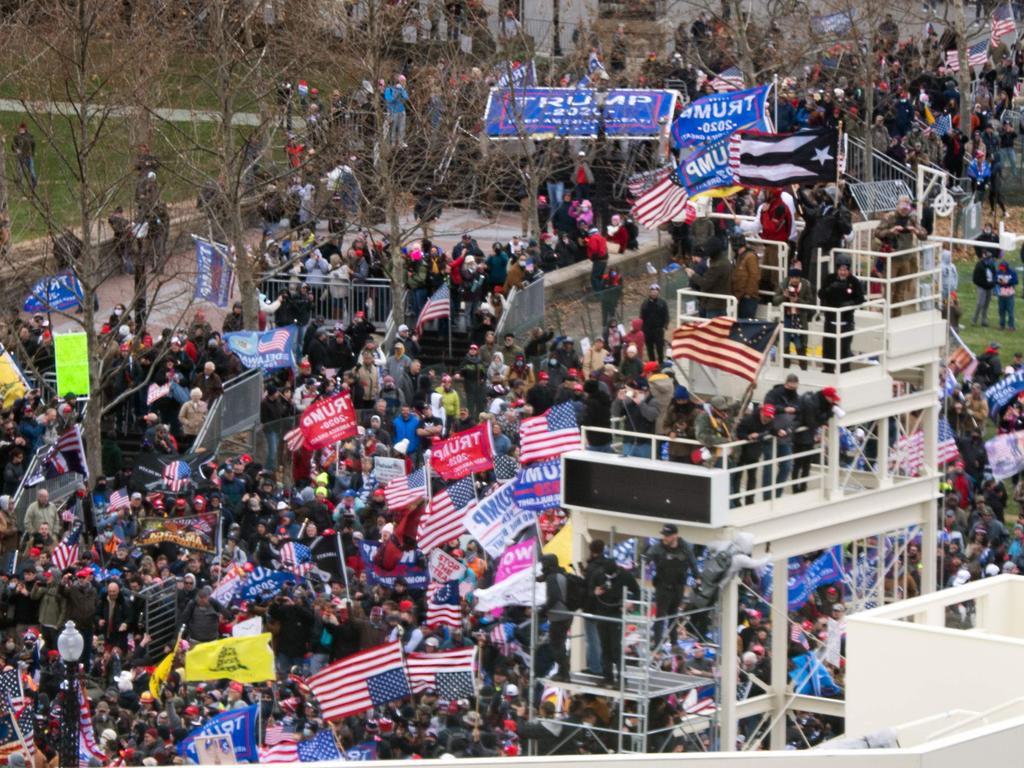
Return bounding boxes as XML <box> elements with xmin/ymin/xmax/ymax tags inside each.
<box><xmin>219</xmin><ymin>369</ymin><xmax>264</xmax><ymax>437</ymax></box>
<box><xmin>499</xmin><ymin>278</ymin><xmax>546</xmax><ymax>338</ymax></box>
<box><xmin>140</xmin><ymin>579</ymin><xmax>180</xmax><ymax>662</ymax></box>
<box><xmin>848</xmin><ymin>180</ymin><xmax>914</xmax><ymax>215</ymax></box>
<box><xmin>260</xmin><ymin>276</ymin><xmax>393</xmax><ymax>327</ymax></box>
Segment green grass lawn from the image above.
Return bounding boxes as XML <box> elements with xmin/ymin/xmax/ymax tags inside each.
<box><xmin>950</xmin><ymin>258</ymin><xmax>1024</xmax><ymax>357</ymax></box>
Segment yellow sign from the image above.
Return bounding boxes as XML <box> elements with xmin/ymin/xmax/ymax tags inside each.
<box><xmin>542</xmin><ymin>520</ymin><xmax>572</xmax><ymax>570</ymax></box>
<box><xmin>149</xmin><ymin>639</ymin><xmax>180</xmax><ymax>699</ymax></box>
<box><xmin>185</xmin><ymin>633</ymin><xmax>274</xmax><ymax>684</ymax></box>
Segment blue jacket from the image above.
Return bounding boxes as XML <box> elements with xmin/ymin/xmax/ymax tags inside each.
<box><xmin>392</xmin><ymin>413</ymin><xmax>421</xmax><ymax>455</ymax></box>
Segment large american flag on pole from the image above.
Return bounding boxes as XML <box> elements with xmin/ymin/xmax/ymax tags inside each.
<box><xmin>991</xmin><ymin>2</ymin><xmax>1016</xmax><ymax>46</ymax></box>
<box><xmin>306</xmin><ymin>641</ymin><xmax>411</xmax><ymax>721</ymax></box>
<box><xmin>280</xmin><ymin>541</ymin><xmax>314</xmax><ymax>577</ymax></box>
<box><xmin>631</xmin><ymin>170</ymin><xmax>694</xmax><ymax>229</ymax></box>
<box><xmin>417</xmin><ymin>477</ymin><xmax>475</xmax><ymax>552</ymax></box>
<box><xmin>405</xmin><ymin>646</ymin><xmax>476</xmax><ymax>697</ymax></box>
<box><xmin>671</xmin><ymin>318</ymin><xmax>776</xmax><ymax>382</ymax></box>
<box><xmin>415</xmin><ymin>284</ymin><xmax>451</xmax><ymax>333</ymax></box>
<box><xmin>518</xmin><ymin>402</ymin><xmax>582</xmax><ymax>464</ymax></box>
<box><xmin>938</xmin><ymin>417</ymin><xmax>961</xmax><ymax>465</ymax></box>
<box><xmin>384</xmin><ymin>467</ymin><xmax>428</xmax><ymax>510</ymax></box>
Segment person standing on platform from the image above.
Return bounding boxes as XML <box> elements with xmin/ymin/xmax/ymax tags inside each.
<box><xmin>646</xmin><ymin>523</ymin><xmax>699</xmax><ymax>648</ymax></box>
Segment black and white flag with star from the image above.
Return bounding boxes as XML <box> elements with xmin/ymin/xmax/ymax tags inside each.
<box><xmin>729</xmin><ymin>128</ymin><xmax>839</xmax><ymax>187</ymax></box>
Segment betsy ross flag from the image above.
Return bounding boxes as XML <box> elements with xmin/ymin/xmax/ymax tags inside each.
<box><xmin>162</xmin><ymin>460</ymin><xmax>192</xmax><ymax>492</ymax></box>
<box><xmin>729</xmin><ymin>128</ymin><xmax>838</xmax><ymax>186</ymax></box>
<box><xmin>107</xmin><ymin>489</ymin><xmax>130</xmax><ymax>512</ymax></box>
<box><xmin>682</xmin><ymin>685</ymin><xmax>717</xmax><ymax>715</ymax></box>
<box><xmin>671</xmin><ymin>317</ymin><xmax>776</xmax><ymax>382</ymax></box>
<box><xmin>306</xmin><ymin>641</ymin><xmax>411</xmax><ymax>721</ymax></box>
<box><xmin>51</xmin><ymin>525</ymin><xmax>82</xmax><ymax>570</ymax></box>
<box><xmin>405</xmin><ymin>646</ymin><xmax>476</xmax><ymax>697</ymax></box>
<box><xmin>384</xmin><ymin>467</ymin><xmax>428</xmax><ymax>510</ymax></box>
<box><xmin>426</xmin><ymin>581</ymin><xmax>462</xmax><ymax>628</ymax></box>
<box><xmin>146</xmin><ymin>382</ymin><xmax>170</xmax><ymax>405</ymax></box>
<box><xmin>418</xmin><ymin>477</ymin><xmax>475</xmax><ymax>552</ymax></box>
<box><xmin>415</xmin><ymin>284</ymin><xmax>451</xmax><ymax>333</ymax></box>
<box><xmin>518</xmin><ymin>402</ymin><xmax>582</xmax><ymax>464</ymax></box>
<box><xmin>631</xmin><ymin>169</ymin><xmax>694</xmax><ymax>228</ymax></box>
<box><xmin>945</xmin><ymin>41</ymin><xmax>989</xmax><ymax>71</ymax></box>
<box><xmin>991</xmin><ymin>2</ymin><xmax>1016</xmax><ymax>45</ymax></box>
<box><xmin>938</xmin><ymin>417</ymin><xmax>961</xmax><ymax>464</ymax></box>
<box><xmin>707</xmin><ymin>65</ymin><xmax>744</xmax><ymax>92</ymax></box>
<box><xmin>28</xmin><ymin>425</ymin><xmax>89</xmax><ymax>484</ymax></box>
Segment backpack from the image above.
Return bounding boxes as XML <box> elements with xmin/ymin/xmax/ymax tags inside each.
<box><xmin>563</xmin><ymin>572</ymin><xmax>586</xmax><ymax>612</ymax></box>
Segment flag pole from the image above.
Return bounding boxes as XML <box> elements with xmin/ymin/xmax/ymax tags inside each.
<box><xmin>772</xmin><ymin>74</ymin><xmax>779</xmax><ymax>129</ymax></box>
<box><xmin>836</xmin><ymin>120</ymin><xmax>844</xmax><ymax>191</ymax></box>
<box><xmin>336</xmin><ymin>529</ymin><xmax>351</xmax><ymax>599</ymax></box>
<box><xmin>4</xmin><ymin>692</ymin><xmax>32</xmax><ymax>767</ymax></box>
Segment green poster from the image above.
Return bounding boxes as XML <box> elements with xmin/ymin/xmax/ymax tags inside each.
<box><xmin>54</xmin><ymin>332</ymin><xmax>90</xmax><ymax>398</ymax></box>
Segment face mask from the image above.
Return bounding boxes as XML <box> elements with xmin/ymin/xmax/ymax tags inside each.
<box><xmin>114</xmin><ymin>309</ymin><xmax>123</xmax><ymax>317</ymax></box>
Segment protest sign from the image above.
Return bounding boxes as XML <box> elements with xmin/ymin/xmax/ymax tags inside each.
<box><xmin>463</xmin><ymin>482</ymin><xmax>534</xmax><ymax>557</ymax></box>
<box><xmin>431</xmin><ymin>423</ymin><xmax>494</xmax><ymax>480</ymax></box>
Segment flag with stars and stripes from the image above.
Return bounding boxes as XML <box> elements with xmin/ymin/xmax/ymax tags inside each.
<box><xmin>426</xmin><ymin>581</ymin><xmax>462</xmax><ymax>628</ymax></box>
<box><xmin>258</xmin><ymin>738</ymin><xmax>298</xmax><ymax>762</ymax></box>
<box><xmin>405</xmin><ymin>646</ymin><xmax>476</xmax><ymax>697</ymax></box>
<box><xmin>682</xmin><ymin>685</ymin><xmax>717</xmax><ymax>714</ymax></box>
<box><xmin>611</xmin><ymin>539</ymin><xmax>636</xmax><ymax>570</ymax></box>
<box><xmin>933</xmin><ymin>112</ymin><xmax>952</xmax><ymax>138</ymax></box>
<box><xmin>107</xmin><ymin>488</ymin><xmax>130</xmax><ymax>512</ymax></box>
<box><xmin>791</xmin><ymin>621</ymin><xmax>810</xmax><ymax>650</ymax></box>
<box><xmin>938</xmin><ymin>417</ymin><xmax>961</xmax><ymax>465</ymax></box>
<box><xmin>706</xmin><ymin>66</ymin><xmax>744</xmax><ymax>92</ymax></box>
<box><xmin>490</xmin><ymin>622</ymin><xmax>518</xmax><ymax>657</ymax></box>
<box><xmin>418</xmin><ymin>477</ymin><xmax>475</xmax><ymax>552</ymax></box>
<box><xmin>671</xmin><ymin>317</ymin><xmax>777</xmax><ymax>382</ymax></box>
<box><xmin>518</xmin><ymin>402</ymin><xmax>582</xmax><ymax>464</ymax></box>
<box><xmin>161</xmin><ymin>460</ymin><xmax>192</xmax><ymax>492</ymax></box>
<box><xmin>0</xmin><ymin>670</ymin><xmax>23</xmax><ymax>710</ymax></box>
<box><xmin>384</xmin><ymin>467</ymin><xmax>428</xmax><ymax>511</ymax></box>
<box><xmin>892</xmin><ymin>430</ymin><xmax>925</xmax><ymax>475</ymax></box>
<box><xmin>631</xmin><ymin>169</ymin><xmax>694</xmax><ymax>229</ymax></box>
<box><xmin>51</xmin><ymin>525</ymin><xmax>82</xmax><ymax>571</ymax></box>
<box><xmin>991</xmin><ymin>2</ymin><xmax>1016</xmax><ymax>46</ymax></box>
<box><xmin>415</xmin><ymin>284</ymin><xmax>451</xmax><ymax>333</ymax></box>
<box><xmin>284</xmin><ymin>426</ymin><xmax>305</xmax><ymax>452</ymax></box>
<box><xmin>280</xmin><ymin>542</ymin><xmax>314</xmax><ymax>577</ymax></box>
<box><xmin>306</xmin><ymin>641</ymin><xmax>411</xmax><ymax>721</ymax></box>
<box><xmin>296</xmin><ymin>729</ymin><xmax>343</xmax><ymax>762</ymax></box>
<box><xmin>945</xmin><ymin>41</ymin><xmax>989</xmax><ymax>71</ymax></box>
<box><xmin>78</xmin><ymin>680</ymin><xmax>106</xmax><ymax>766</ymax></box>
<box><xmin>146</xmin><ymin>382</ymin><xmax>171</xmax><ymax>405</ymax></box>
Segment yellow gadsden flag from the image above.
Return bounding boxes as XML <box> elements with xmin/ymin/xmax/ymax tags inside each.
<box><xmin>185</xmin><ymin>633</ymin><xmax>274</xmax><ymax>684</ymax></box>
<box><xmin>149</xmin><ymin>638</ymin><xmax>180</xmax><ymax>699</ymax></box>
<box><xmin>543</xmin><ymin>520</ymin><xmax>572</xmax><ymax>570</ymax></box>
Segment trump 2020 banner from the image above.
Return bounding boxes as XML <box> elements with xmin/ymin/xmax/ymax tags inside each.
<box><xmin>463</xmin><ymin>481</ymin><xmax>535</xmax><ymax>558</ymax></box>
<box><xmin>985</xmin><ymin>370</ymin><xmax>1024</xmax><ymax>415</ymax></box>
<box><xmin>495</xmin><ymin>59</ymin><xmax>537</xmax><ymax>89</ymax></box>
<box><xmin>178</xmin><ymin>704</ymin><xmax>259</xmax><ymax>763</ymax></box>
<box><xmin>672</xmin><ymin>84</ymin><xmax>772</xmax><ymax>148</ymax></box>
<box><xmin>224</xmin><ymin>325</ymin><xmax>298</xmax><ymax>370</ymax></box>
<box><xmin>485</xmin><ymin>87</ymin><xmax>677</xmax><ymax>139</ymax></box>
<box><xmin>23</xmin><ymin>271</ymin><xmax>84</xmax><ymax>313</ymax></box>
<box><xmin>193</xmin><ymin>237</ymin><xmax>234</xmax><ymax>308</ymax></box>
<box><xmin>674</xmin><ymin>135</ymin><xmax>738</xmax><ymax>198</ymax></box>
<box><xmin>358</xmin><ymin>539</ymin><xmax>428</xmax><ymax>589</ymax></box>
<box><xmin>512</xmin><ymin>458</ymin><xmax>561</xmax><ymax>512</ymax></box>
<box><xmin>431</xmin><ymin>423</ymin><xmax>494</xmax><ymax>480</ymax></box>
<box><xmin>297</xmin><ymin>391</ymin><xmax>359</xmax><ymax>449</ymax></box>
<box><xmin>985</xmin><ymin>431</ymin><xmax>1024</xmax><ymax>480</ymax></box>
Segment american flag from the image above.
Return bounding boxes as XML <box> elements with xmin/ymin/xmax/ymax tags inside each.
<box><xmin>991</xmin><ymin>2</ymin><xmax>1016</xmax><ymax>45</ymax></box>
<box><xmin>146</xmin><ymin>382</ymin><xmax>170</xmax><ymax>405</ymax></box>
<box><xmin>893</xmin><ymin>430</ymin><xmax>925</xmax><ymax>475</ymax></box>
<box><xmin>938</xmin><ymin>417</ymin><xmax>961</xmax><ymax>464</ymax></box>
<box><xmin>107</xmin><ymin>488</ymin><xmax>130</xmax><ymax>511</ymax></box>
<box><xmin>383</xmin><ymin>467</ymin><xmax>427</xmax><ymax>510</ymax></box>
<box><xmin>297</xmin><ymin>730</ymin><xmax>343</xmax><ymax>762</ymax></box>
<box><xmin>264</xmin><ymin>722</ymin><xmax>293</xmax><ymax>746</ymax></box>
<box><xmin>418</xmin><ymin>477</ymin><xmax>475</xmax><ymax>552</ymax></box>
<box><xmin>426</xmin><ymin>581</ymin><xmax>462</xmax><ymax>628</ymax></box>
<box><xmin>415</xmin><ymin>284</ymin><xmax>451</xmax><ymax>333</ymax></box>
<box><xmin>281</xmin><ymin>541</ymin><xmax>314</xmax><ymax>576</ymax></box>
<box><xmin>945</xmin><ymin>41</ymin><xmax>989</xmax><ymax>72</ymax></box>
<box><xmin>306</xmin><ymin>641</ymin><xmax>411</xmax><ymax>721</ymax></box>
<box><xmin>671</xmin><ymin>318</ymin><xmax>777</xmax><ymax>382</ymax></box>
<box><xmin>162</xmin><ymin>460</ymin><xmax>191</xmax><ymax>492</ymax></box>
<box><xmin>28</xmin><ymin>425</ymin><xmax>89</xmax><ymax>484</ymax></box>
<box><xmin>259</xmin><ymin>738</ymin><xmax>298</xmax><ymax>763</ymax></box>
<box><xmin>52</xmin><ymin>525</ymin><xmax>82</xmax><ymax>571</ymax></box>
<box><xmin>707</xmin><ymin>66</ymin><xmax>744</xmax><ymax>92</ymax></box>
<box><xmin>288</xmin><ymin>673</ymin><xmax>313</xmax><ymax>697</ymax></box>
<box><xmin>631</xmin><ymin>170</ymin><xmax>693</xmax><ymax>228</ymax></box>
<box><xmin>518</xmin><ymin>402</ymin><xmax>582</xmax><ymax>464</ymax></box>
<box><xmin>627</xmin><ymin>165</ymin><xmax>674</xmax><ymax>197</ymax></box>
<box><xmin>258</xmin><ymin>328</ymin><xmax>292</xmax><ymax>354</ymax></box>
<box><xmin>405</xmin><ymin>646</ymin><xmax>476</xmax><ymax>697</ymax></box>
<box><xmin>284</xmin><ymin>426</ymin><xmax>305</xmax><ymax>452</ymax></box>
<box><xmin>947</xmin><ymin>328</ymin><xmax>978</xmax><ymax>379</ymax></box>
<box><xmin>681</xmin><ymin>685</ymin><xmax>717</xmax><ymax>714</ymax></box>
<box><xmin>77</xmin><ymin>680</ymin><xmax>106</xmax><ymax>766</ymax></box>
<box><xmin>489</xmin><ymin>622</ymin><xmax>517</xmax><ymax>657</ymax></box>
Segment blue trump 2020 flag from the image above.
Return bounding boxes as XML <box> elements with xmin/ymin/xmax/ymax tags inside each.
<box><xmin>178</xmin><ymin>704</ymin><xmax>258</xmax><ymax>763</ymax></box>
<box><xmin>23</xmin><ymin>271</ymin><xmax>84</xmax><ymax>313</ymax></box>
<box><xmin>672</xmin><ymin>84</ymin><xmax>772</xmax><ymax>148</ymax></box>
<box><xmin>763</xmin><ymin>546</ymin><xmax>843</xmax><ymax>611</ymax></box>
<box><xmin>193</xmin><ymin>237</ymin><xmax>234</xmax><ymax>308</ymax></box>
<box><xmin>224</xmin><ymin>325</ymin><xmax>298</xmax><ymax>370</ymax></box>
<box><xmin>238</xmin><ymin>567</ymin><xmax>304</xmax><ymax>602</ymax></box>
<box><xmin>985</xmin><ymin>370</ymin><xmax>1024</xmax><ymax>416</ymax></box>
<box><xmin>674</xmin><ymin>135</ymin><xmax>736</xmax><ymax>198</ymax></box>
<box><xmin>511</xmin><ymin>458</ymin><xmax>561</xmax><ymax>512</ymax></box>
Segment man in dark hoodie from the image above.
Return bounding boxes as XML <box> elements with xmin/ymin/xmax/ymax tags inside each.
<box><xmin>684</xmin><ymin>236</ymin><xmax>732</xmax><ymax>318</ymax></box>
<box><xmin>581</xmin><ymin>379</ymin><xmax>612</xmax><ymax>452</ymax></box>
<box><xmin>538</xmin><ymin>554</ymin><xmax>571</xmax><ymax>681</ymax></box>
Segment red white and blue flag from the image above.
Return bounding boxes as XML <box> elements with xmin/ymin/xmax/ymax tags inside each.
<box><xmin>146</xmin><ymin>382</ymin><xmax>170</xmax><ymax>405</ymax></box>
<box><xmin>306</xmin><ymin>641</ymin><xmax>412</xmax><ymax>721</ymax></box>
<box><xmin>415</xmin><ymin>284</ymin><xmax>451</xmax><ymax>333</ymax></box>
<box><xmin>27</xmin><ymin>425</ymin><xmax>89</xmax><ymax>485</ymax></box>
<box><xmin>518</xmin><ymin>402</ymin><xmax>582</xmax><ymax>464</ymax></box>
<box><xmin>946</xmin><ymin>40</ymin><xmax>989</xmax><ymax>71</ymax></box>
<box><xmin>405</xmin><ymin>646</ymin><xmax>476</xmax><ymax>697</ymax></box>
<box><xmin>162</xmin><ymin>460</ymin><xmax>192</xmax><ymax>492</ymax></box>
<box><xmin>384</xmin><ymin>467</ymin><xmax>427</xmax><ymax>510</ymax></box>
<box><xmin>417</xmin><ymin>477</ymin><xmax>475</xmax><ymax>552</ymax></box>
<box><xmin>280</xmin><ymin>542</ymin><xmax>314</xmax><ymax>577</ymax></box>
<box><xmin>258</xmin><ymin>329</ymin><xmax>292</xmax><ymax>354</ymax></box>
<box><xmin>682</xmin><ymin>685</ymin><xmax>717</xmax><ymax>715</ymax></box>
<box><xmin>938</xmin><ymin>416</ymin><xmax>961</xmax><ymax>465</ymax></box>
<box><xmin>991</xmin><ymin>2</ymin><xmax>1016</xmax><ymax>45</ymax></box>
<box><xmin>425</xmin><ymin>581</ymin><xmax>462</xmax><ymax>628</ymax></box>
<box><xmin>107</xmin><ymin>489</ymin><xmax>130</xmax><ymax>512</ymax></box>
<box><xmin>707</xmin><ymin>65</ymin><xmax>744</xmax><ymax>92</ymax></box>
<box><xmin>52</xmin><ymin>525</ymin><xmax>82</xmax><ymax>571</ymax></box>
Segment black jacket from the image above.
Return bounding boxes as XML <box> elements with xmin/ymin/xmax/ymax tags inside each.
<box><xmin>646</xmin><ymin>540</ymin><xmax>699</xmax><ymax>591</ymax></box>
<box><xmin>818</xmin><ymin>272</ymin><xmax>865</xmax><ymax>327</ymax></box>
<box><xmin>581</xmin><ymin>391</ymin><xmax>612</xmax><ymax>445</ymax></box>
<box><xmin>639</xmin><ymin>297</ymin><xmax>669</xmax><ymax>334</ymax></box>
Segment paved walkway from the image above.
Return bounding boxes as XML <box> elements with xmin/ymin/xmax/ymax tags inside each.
<box><xmin>0</xmin><ymin>99</ymin><xmax>266</xmax><ymax>126</ymax></box>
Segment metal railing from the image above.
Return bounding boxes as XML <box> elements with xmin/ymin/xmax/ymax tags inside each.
<box><xmin>12</xmin><ymin>452</ymin><xmax>85</xmax><ymax>529</ymax></box>
<box><xmin>831</xmin><ymin>242</ymin><xmax>943</xmax><ymax>318</ymax></box>
<box><xmin>496</xmin><ymin>277</ymin><xmax>545</xmax><ymax>339</ymax></box>
<box><xmin>259</xmin><ymin>275</ymin><xmax>393</xmax><ymax>329</ymax></box>
<box><xmin>843</xmin><ymin>134</ymin><xmax>916</xmax><ymax>186</ymax></box>
<box><xmin>187</xmin><ymin>368</ymin><xmax>264</xmax><ymax>457</ymax></box>
<box><xmin>580</xmin><ymin>425</ymin><xmax>828</xmax><ymax>509</ymax></box>
<box><xmin>676</xmin><ymin>288</ymin><xmax>737</xmax><ymax>322</ymax></box>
